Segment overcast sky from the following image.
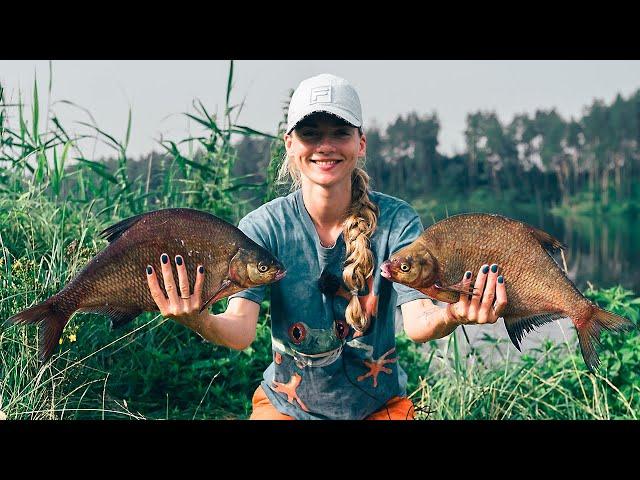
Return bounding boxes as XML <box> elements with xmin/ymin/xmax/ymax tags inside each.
<box><xmin>2</xmin><ymin>60</ymin><xmax>640</xmax><ymax>158</ymax></box>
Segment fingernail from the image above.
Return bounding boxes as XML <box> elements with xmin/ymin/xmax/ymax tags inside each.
<box><xmin>491</xmin><ymin>264</ymin><xmax>498</xmax><ymax>273</ymax></box>
<box><xmin>146</xmin><ymin>265</ymin><xmax>152</xmax><ymax>275</ymax></box>
<box><xmin>175</xmin><ymin>255</ymin><xmax>183</xmax><ymax>266</ymax></box>
<box><xmin>198</xmin><ymin>265</ymin><xmax>204</xmax><ymax>274</ymax></box>
<box><xmin>498</xmin><ymin>275</ymin><xmax>504</xmax><ymax>284</ymax></box>
<box><xmin>161</xmin><ymin>254</ymin><xmax>168</xmax><ymax>264</ymax></box>
<box><xmin>465</xmin><ymin>271</ymin><xmax>471</xmax><ymax>279</ymax></box>
<box><xmin>482</xmin><ymin>265</ymin><xmax>489</xmax><ymax>274</ymax></box>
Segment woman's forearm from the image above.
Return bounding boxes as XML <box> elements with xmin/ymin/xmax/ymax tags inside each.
<box><xmin>401</xmin><ymin>299</ymin><xmax>458</xmax><ymax>343</ymax></box>
<box><xmin>174</xmin><ymin>310</ymin><xmax>256</xmax><ymax>350</ymax></box>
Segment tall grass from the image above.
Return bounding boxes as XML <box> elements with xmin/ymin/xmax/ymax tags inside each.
<box><xmin>403</xmin><ymin>285</ymin><xmax>640</xmax><ymax>419</ymax></box>
<box><xmin>0</xmin><ymin>61</ymin><xmax>279</xmax><ymax>419</ymax></box>
<box><xmin>1</xmin><ymin>62</ymin><xmax>638</xmax><ymax>420</ymax></box>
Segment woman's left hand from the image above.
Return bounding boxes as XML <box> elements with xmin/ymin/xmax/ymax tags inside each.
<box><xmin>446</xmin><ymin>263</ymin><xmax>507</xmax><ymax>325</ymax></box>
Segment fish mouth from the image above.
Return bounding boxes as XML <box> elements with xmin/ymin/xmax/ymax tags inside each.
<box><xmin>274</xmin><ymin>270</ymin><xmax>287</xmax><ymax>281</ymax></box>
<box><xmin>380</xmin><ymin>261</ymin><xmax>392</xmax><ymax>280</ymax></box>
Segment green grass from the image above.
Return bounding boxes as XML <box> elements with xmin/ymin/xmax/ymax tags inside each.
<box><xmin>1</xmin><ymin>62</ymin><xmax>639</xmax><ymax>420</ymax></box>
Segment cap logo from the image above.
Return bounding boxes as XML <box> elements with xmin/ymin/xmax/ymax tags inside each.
<box><xmin>310</xmin><ymin>86</ymin><xmax>332</xmax><ymax>104</ymax></box>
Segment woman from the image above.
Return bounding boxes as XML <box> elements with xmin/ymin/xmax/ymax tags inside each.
<box><xmin>145</xmin><ymin>73</ymin><xmax>508</xmax><ymax>420</ymax></box>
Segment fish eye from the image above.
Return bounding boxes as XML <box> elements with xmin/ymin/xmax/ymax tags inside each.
<box><xmin>258</xmin><ymin>263</ymin><xmax>269</xmax><ymax>273</ymax></box>
<box><xmin>288</xmin><ymin>322</ymin><xmax>307</xmax><ymax>345</ymax></box>
<box><xmin>335</xmin><ymin>319</ymin><xmax>349</xmax><ymax>340</ymax></box>
<box><xmin>400</xmin><ymin>263</ymin><xmax>410</xmax><ymax>272</ymax></box>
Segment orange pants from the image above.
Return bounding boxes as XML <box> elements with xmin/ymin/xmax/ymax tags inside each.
<box><xmin>249</xmin><ymin>385</ymin><xmax>415</xmax><ymax>420</ymax></box>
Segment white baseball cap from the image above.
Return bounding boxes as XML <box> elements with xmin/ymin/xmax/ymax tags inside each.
<box><xmin>286</xmin><ymin>73</ymin><xmax>363</xmax><ymax>134</ymax></box>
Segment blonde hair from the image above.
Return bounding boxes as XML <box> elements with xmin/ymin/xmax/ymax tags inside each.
<box><xmin>278</xmin><ymin>134</ymin><xmax>379</xmax><ymax>332</ymax></box>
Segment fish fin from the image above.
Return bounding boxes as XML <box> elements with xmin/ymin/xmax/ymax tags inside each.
<box><xmin>199</xmin><ymin>279</ymin><xmax>233</xmax><ymax>313</ymax></box>
<box><xmin>575</xmin><ymin>307</ymin><xmax>636</xmax><ymax>372</ymax></box>
<box><xmin>504</xmin><ymin>312</ymin><xmax>566</xmax><ymax>351</ymax></box>
<box><xmin>82</xmin><ymin>306</ymin><xmax>144</xmax><ymax>329</ymax></box>
<box><xmin>528</xmin><ymin>226</ymin><xmax>567</xmax><ymax>254</ymax></box>
<box><xmin>6</xmin><ymin>298</ymin><xmax>72</xmax><ymax>363</ymax></box>
<box><xmin>99</xmin><ymin>213</ymin><xmax>146</xmax><ymax>243</ymax></box>
<box><xmin>437</xmin><ymin>281</ymin><xmax>475</xmax><ymax>295</ymax></box>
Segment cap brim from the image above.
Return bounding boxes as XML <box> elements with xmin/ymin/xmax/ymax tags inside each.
<box><xmin>286</xmin><ymin>107</ymin><xmax>361</xmax><ymax>134</ymax></box>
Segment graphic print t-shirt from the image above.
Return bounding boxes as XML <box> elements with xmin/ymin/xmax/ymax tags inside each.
<box><xmin>230</xmin><ymin>189</ymin><xmax>430</xmax><ymax>420</ymax></box>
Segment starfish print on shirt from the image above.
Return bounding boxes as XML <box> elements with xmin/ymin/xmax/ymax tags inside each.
<box><xmin>272</xmin><ymin>373</ymin><xmax>310</xmax><ymax>412</ymax></box>
<box><xmin>357</xmin><ymin>347</ymin><xmax>397</xmax><ymax>388</ymax></box>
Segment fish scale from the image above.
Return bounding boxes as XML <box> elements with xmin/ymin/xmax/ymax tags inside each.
<box><xmin>6</xmin><ymin>208</ymin><xmax>285</xmax><ymax>362</ymax></box>
<box><xmin>381</xmin><ymin>213</ymin><xmax>636</xmax><ymax>371</ymax></box>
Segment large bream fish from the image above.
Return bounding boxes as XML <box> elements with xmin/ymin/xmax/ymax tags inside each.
<box><xmin>7</xmin><ymin>208</ymin><xmax>286</xmax><ymax>362</ymax></box>
<box><xmin>380</xmin><ymin>213</ymin><xmax>635</xmax><ymax>371</ymax></box>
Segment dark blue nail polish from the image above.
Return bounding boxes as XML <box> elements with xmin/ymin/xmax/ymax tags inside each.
<box><xmin>465</xmin><ymin>271</ymin><xmax>471</xmax><ymax>279</ymax></box>
<box><xmin>482</xmin><ymin>265</ymin><xmax>489</xmax><ymax>274</ymax></box>
<box><xmin>146</xmin><ymin>265</ymin><xmax>152</xmax><ymax>275</ymax></box>
<box><xmin>498</xmin><ymin>275</ymin><xmax>504</xmax><ymax>284</ymax></box>
<box><xmin>198</xmin><ymin>265</ymin><xmax>204</xmax><ymax>274</ymax></box>
<box><xmin>175</xmin><ymin>255</ymin><xmax>183</xmax><ymax>266</ymax></box>
<box><xmin>161</xmin><ymin>254</ymin><xmax>168</xmax><ymax>264</ymax></box>
<box><xmin>491</xmin><ymin>264</ymin><xmax>498</xmax><ymax>273</ymax></box>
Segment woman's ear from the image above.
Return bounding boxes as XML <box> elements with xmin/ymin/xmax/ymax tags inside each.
<box><xmin>358</xmin><ymin>132</ymin><xmax>367</xmax><ymax>157</ymax></box>
<box><xmin>284</xmin><ymin>133</ymin><xmax>293</xmax><ymax>154</ymax></box>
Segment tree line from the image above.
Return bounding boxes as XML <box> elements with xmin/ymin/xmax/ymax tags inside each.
<box><xmin>77</xmin><ymin>86</ymin><xmax>640</xmax><ymax>217</ymax></box>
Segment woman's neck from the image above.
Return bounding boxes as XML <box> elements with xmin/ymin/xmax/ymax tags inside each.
<box><xmin>301</xmin><ymin>179</ymin><xmax>352</xmax><ymax>230</ymax></box>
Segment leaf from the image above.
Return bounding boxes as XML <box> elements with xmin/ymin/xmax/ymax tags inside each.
<box><xmin>32</xmin><ymin>73</ymin><xmax>39</xmax><ymax>144</ymax></box>
<box><xmin>231</xmin><ymin>125</ymin><xmax>277</xmax><ymax>139</ymax></box>
<box><xmin>74</xmin><ymin>157</ymin><xmax>118</xmax><ymax>183</ymax></box>
<box><xmin>124</xmin><ymin>107</ymin><xmax>132</xmax><ymax>151</ymax></box>
<box><xmin>225</xmin><ymin>60</ymin><xmax>234</xmax><ymax>111</ymax></box>
<box><xmin>76</xmin><ymin>121</ymin><xmax>122</xmax><ymax>151</ymax></box>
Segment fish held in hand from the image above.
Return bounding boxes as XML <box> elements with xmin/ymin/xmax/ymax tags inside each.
<box><xmin>6</xmin><ymin>208</ymin><xmax>286</xmax><ymax>362</ymax></box>
<box><xmin>380</xmin><ymin>213</ymin><xmax>636</xmax><ymax>371</ymax></box>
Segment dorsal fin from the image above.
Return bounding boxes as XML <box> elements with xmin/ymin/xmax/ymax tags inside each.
<box><xmin>99</xmin><ymin>213</ymin><xmax>146</xmax><ymax>243</ymax></box>
<box><xmin>528</xmin><ymin>226</ymin><xmax>567</xmax><ymax>254</ymax></box>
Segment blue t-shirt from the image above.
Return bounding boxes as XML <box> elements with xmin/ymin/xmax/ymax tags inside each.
<box><xmin>230</xmin><ymin>189</ymin><xmax>429</xmax><ymax>419</ymax></box>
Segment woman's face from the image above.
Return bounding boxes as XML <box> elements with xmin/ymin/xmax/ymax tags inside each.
<box><xmin>284</xmin><ymin>113</ymin><xmax>366</xmax><ymax>189</ymax></box>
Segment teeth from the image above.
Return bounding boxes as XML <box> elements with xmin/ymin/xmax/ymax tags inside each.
<box><xmin>313</xmin><ymin>161</ymin><xmax>339</xmax><ymax>165</ymax></box>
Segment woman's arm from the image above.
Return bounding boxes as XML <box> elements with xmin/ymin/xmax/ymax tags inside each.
<box><xmin>173</xmin><ymin>298</ymin><xmax>260</xmax><ymax>351</ymax></box>
<box><xmin>145</xmin><ymin>253</ymin><xmax>260</xmax><ymax>350</ymax></box>
<box><xmin>401</xmin><ymin>263</ymin><xmax>508</xmax><ymax>343</ymax></box>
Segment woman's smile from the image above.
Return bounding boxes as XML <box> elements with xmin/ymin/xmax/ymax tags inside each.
<box><xmin>310</xmin><ymin>159</ymin><xmax>343</xmax><ymax>171</ymax></box>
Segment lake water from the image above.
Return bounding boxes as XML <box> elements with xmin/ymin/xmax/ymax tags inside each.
<box><xmin>399</xmin><ymin>209</ymin><xmax>639</xmax><ymax>363</ymax></box>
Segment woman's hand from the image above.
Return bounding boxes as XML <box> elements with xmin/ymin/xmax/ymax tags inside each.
<box><xmin>145</xmin><ymin>253</ymin><xmax>206</xmax><ymax>322</ymax></box>
<box><xmin>446</xmin><ymin>263</ymin><xmax>507</xmax><ymax>325</ymax></box>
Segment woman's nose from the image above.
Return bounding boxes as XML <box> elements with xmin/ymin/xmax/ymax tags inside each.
<box><xmin>316</xmin><ymin>135</ymin><xmax>337</xmax><ymax>154</ymax></box>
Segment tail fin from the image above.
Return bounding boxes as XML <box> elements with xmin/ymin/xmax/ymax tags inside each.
<box><xmin>576</xmin><ymin>307</ymin><xmax>636</xmax><ymax>372</ymax></box>
<box><xmin>6</xmin><ymin>298</ymin><xmax>72</xmax><ymax>362</ymax></box>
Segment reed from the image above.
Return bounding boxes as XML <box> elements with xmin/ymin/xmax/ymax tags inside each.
<box><xmin>1</xmin><ymin>62</ymin><xmax>638</xmax><ymax>420</ymax></box>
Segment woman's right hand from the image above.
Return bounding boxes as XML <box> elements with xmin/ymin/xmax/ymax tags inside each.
<box><xmin>145</xmin><ymin>253</ymin><xmax>206</xmax><ymax>323</ymax></box>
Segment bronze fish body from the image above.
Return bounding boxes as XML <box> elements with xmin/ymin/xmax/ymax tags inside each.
<box><xmin>380</xmin><ymin>213</ymin><xmax>635</xmax><ymax>371</ymax></box>
<box><xmin>7</xmin><ymin>208</ymin><xmax>286</xmax><ymax>362</ymax></box>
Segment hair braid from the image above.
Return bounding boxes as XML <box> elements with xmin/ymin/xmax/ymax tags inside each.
<box><xmin>342</xmin><ymin>167</ymin><xmax>379</xmax><ymax>332</ymax></box>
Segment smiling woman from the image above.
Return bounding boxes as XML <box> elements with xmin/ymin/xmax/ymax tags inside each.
<box><xmin>286</xmin><ymin>112</ymin><xmax>365</xmax><ymax>182</ymax></box>
<box><xmin>142</xmin><ymin>73</ymin><xmax>509</xmax><ymax>420</ymax></box>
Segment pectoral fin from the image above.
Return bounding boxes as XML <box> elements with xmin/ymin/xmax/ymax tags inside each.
<box><xmin>420</xmin><ymin>282</ymin><xmax>475</xmax><ymax>304</ymax></box>
<box><xmin>199</xmin><ymin>279</ymin><xmax>233</xmax><ymax>313</ymax></box>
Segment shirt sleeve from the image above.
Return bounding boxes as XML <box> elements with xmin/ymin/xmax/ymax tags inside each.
<box><xmin>228</xmin><ymin>211</ymin><xmax>271</xmax><ymax>306</ymax></box>
<box><xmin>388</xmin><ymin>205</ymin><xmax>433</xmax><ymax>307</ymax></box>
